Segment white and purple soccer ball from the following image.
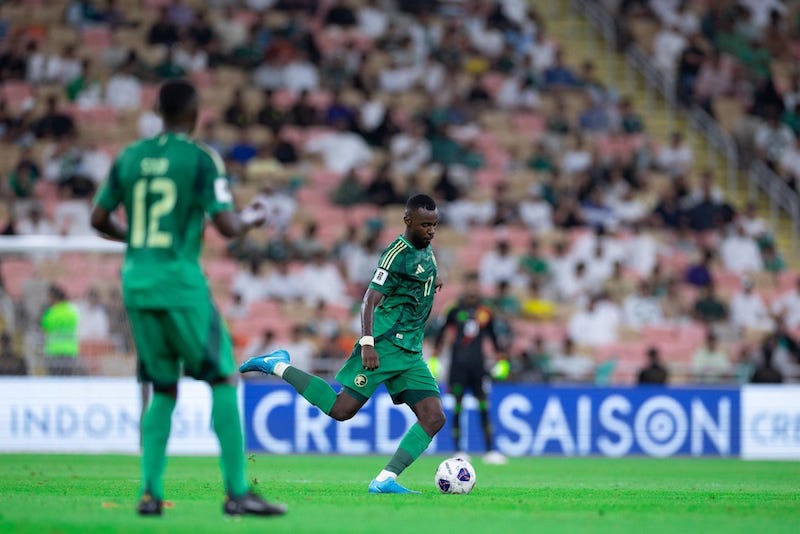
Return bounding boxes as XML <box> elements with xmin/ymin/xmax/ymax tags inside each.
<box><xmin>435</xmin><ymin>457</ymin><xmax>476</xmax><ymax>494</ymax></box>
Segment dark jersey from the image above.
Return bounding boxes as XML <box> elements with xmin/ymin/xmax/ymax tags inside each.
<box><xmin>436</xmin><ymin>299</ymin><xmax>502</xmax><ymax>367</ymax></box>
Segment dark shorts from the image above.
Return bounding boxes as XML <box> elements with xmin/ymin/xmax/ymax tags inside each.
<box><xmin>336</xmin><ymin>338</ymin><xmax>440</xmax><ymax>406</ymax></box>
<box><xmin>127</xmin><ymin>300</ymin><xmax>234</xmax><ymax>389</ymax></box>
<box><xmin>448</xmin><ymin>360</ymin><xmax>488</xmax><ymax>399</ymax></box>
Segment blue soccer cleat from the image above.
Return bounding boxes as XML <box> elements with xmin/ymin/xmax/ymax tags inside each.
<box><xmin>368</xmin><ymin>478</ymin><xmax>421</xmax><ymax>494</ymax></box>
<box><xmin>239</xmin><ymin>349</ymin><xmax>291</xmax><ymax>375</ymax></box>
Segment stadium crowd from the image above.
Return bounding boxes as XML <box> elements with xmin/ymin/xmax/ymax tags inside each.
<box><xmin>0</xmin><ymin>0</ymin><xmax>799</xmax><ymax>385</ymax></box>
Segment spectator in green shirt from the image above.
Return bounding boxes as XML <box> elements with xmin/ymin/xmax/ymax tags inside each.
<box><xmin>40</xmin><ymin>284</ymin><xmax>82</xmax><ymax>376</ymax></box>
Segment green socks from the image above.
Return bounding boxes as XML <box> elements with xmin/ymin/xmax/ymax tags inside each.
<box><xmin>211</xmin><ymin>384</ymin><xmax>249</xmax><ymax>498</ymax></box>
<box><xmin>385</xmin><ymin>423</ymin><xmax>433</xmax><ymax>476</ymax></box>
<box><xmin>140</xmin><ymin>392</ymin><xmax>176</xmax><ymax>499</ymax></box>
<box><xmin>283</xmin><ymin>366</ymin><xmax>337</xmax><ymax>415</ymax></box>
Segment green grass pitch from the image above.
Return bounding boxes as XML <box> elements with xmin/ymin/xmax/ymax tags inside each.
<box><xmin>0</xmin><ymin>454</ymin><xmax>797</xmax><ymax>533</ymax></box>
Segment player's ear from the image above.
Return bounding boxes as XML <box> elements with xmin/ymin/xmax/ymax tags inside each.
<box><xmin>403</xmin><ymin>214</ymin><xmax>412</xmax><ymax>227</ymax></box>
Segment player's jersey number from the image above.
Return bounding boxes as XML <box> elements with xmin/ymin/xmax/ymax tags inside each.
<box><xmin>131</xmin><ymin>177</ymin><xmax>176</xmax><ymax>248</ymax></box>
<box><xmin>423</xmin><ymin>275</ymin><xmax>434</xmax><ymax>297</ymax></box>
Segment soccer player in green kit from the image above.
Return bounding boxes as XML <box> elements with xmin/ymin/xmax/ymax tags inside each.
<box><xmin>90</xmin><ymin>79</ymin><xmax>286</xmax><ymax>517</ymax></box>
<box><xmin>240</xmin><ymin>194</ymin><xmax>446</xmax><ymax>494</ymax></box>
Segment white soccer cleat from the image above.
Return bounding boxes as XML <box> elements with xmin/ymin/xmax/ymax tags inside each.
<box><xmin>482</xmin><ymin>450</ymin><xmax>508</xmax><ymax>465</ymax></box>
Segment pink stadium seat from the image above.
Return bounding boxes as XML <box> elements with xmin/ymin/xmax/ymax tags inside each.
<box><xmin>273</xmin><ymin>89</ymin><xmax>297</xmax><ymax>110</ymax></box>
<box><xmin>190</xmin><ymin>70</ymin><xmax>215</xmax><ymax>90</ymax></box>
<box><xmin>481</xmin><ymin>72</ymin><xmax>506</xmax><ymax>97</ymax></box>
<box><xmin>80</xmin><ymin>25</ymin><xmax>112</xmax><ymax>52</ymax></box>
<box><xmin>0</xmin><ymin>258</ymin><xmax>32</xmax><ymax>299</ymax></box>
<box><xmin>1</xmin><ymin>81</ymin><xmax>34</xmax><ymax>110</ymax></box>
<box><xmin>512</xmin><ymin>112</ymin><xmax>545</xmax><ymax>137</ymax></box>
<box><xmin>140</xmin><ymin>84</ymin><xmax>159</xmax><ymax>111</ymax></box>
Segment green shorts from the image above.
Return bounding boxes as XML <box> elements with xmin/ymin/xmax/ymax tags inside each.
<box><xmin>127</xmin><ymin>300</ymin><xmax>234</xmax><ymax>389</ymax></box>
<box><xmin>335</xmin><ymin>338</ymin><xmax>440</xmax><ymax>406</ymax></box>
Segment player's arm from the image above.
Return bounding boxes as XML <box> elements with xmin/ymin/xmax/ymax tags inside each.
<box><xmin>90</xmin><ymin>205</ymin><xmax>127</xmax><ymax>242</ymax></box>
<box><xmin>360</xmin><ymin>287</ymin><xmax>384</xmax><ymax>371</ymax></box>
<box><xmin>91</xmin><ymin>159</ymin><xmax>127</xmax><ymax>242</ymax></box>
<box><xmin>212</xmin><ymin>208</ymin><xmax>264</xmax><ymax>239</ymax></box>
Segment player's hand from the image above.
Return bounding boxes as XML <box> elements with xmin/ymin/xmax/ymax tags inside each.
<box><xmin>361</xmin><ymin>345</ymin><xmax>380</xmax><ymax>371</ymax></box>
<box><xmin>435</xmin><ymin>276</ymin><xmax>443</xmax><ymax>293</ymax></box>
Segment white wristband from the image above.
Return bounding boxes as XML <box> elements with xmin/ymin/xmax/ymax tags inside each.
<box><xmin>359</xmin><ymin>336</ymin><xmax>375</xmax><ymax>347</ymax></box>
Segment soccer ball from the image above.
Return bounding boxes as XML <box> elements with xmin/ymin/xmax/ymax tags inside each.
<box><xmin>435</xmin><ymin>457</ymin><xmax>476</xmax><ymax>494</ymax></box>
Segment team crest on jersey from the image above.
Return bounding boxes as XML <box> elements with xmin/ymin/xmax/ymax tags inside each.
<box><xmin>354</xmin><ymin>374</ymin><xmax>368</xmax><ymax>387</ymax></box>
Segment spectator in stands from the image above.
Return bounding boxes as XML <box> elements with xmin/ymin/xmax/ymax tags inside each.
<box><xmin>561</xmin><ymin>133</ymin><xmax>592</xmax><ymax>176</ymax></box>
<box><xmin>693</xmin><ymin>50</ymin><xmax>734</xmax><ymax>116</ymax></box>
<box><xmin>174</xmin><ymin>37</ymin><xmax>208</xmax><ymax>73</ymax></box>
<box><xmin>224</xmin><ymin>292</ymin><xmax>249</xmax><ymax>321</ymax></box>
<box><xmin>518</xmin><ymin>186</ymin><xmax>554</xmax><ymax>234</ymax></box>
<box><xmin>652</xmin><ymin>186</ymin><xmax>683</xmax><ymax>229</ymax></box>
<box><xmin>577</xmin><ymin>94</ymin><xmax>611</xmax><ymax>133</ymax></box>
<box><xmin>479</xmin><ymin>239</ymin><xmax>520</xmax><ymax>291</ymax></box>
<box><xmin>138</xmin><ymin>108</ymin><xmax>164</xmax><ymax>139</ymax></box>
<box><xmin>550</xmin><ymin>337</ymin><xmax>595</xmax><ymax>383</ymax></box>
<box><xmin>227</xmin><ymin>128</ymin><xmax>258</xmax><ymax>168</ymax></box>
<box><xmin>16</xmin><ymin>203</ymin><xmax>56</xmax><ymax>236</ymax></box>
<box><xmin>297</xmin><ymin>250</ymin><xmax>350</xmax><ymax>307</ymax></box>
<box><xmin>737</xmin><ymin>201</ymin><xmax>769</xmax><ymax>239</ymax></box>
<box><xmin>637</xmin><ymin>346</ymin><xmax>668</xmax><ymax>385</ymax></box>
<box><xmin>76</xmin><ymin>287</ymin><xmax>110</xmax><ymax>341</ymax></box>
<box><xmin>730</xmin><ymin>276</ymin><xmax>774</xmax><ymax>334</ymax></box>
<box><xmin>188</xmin><ymin>9</ymin><xmax>215</xmax><ymax>48</ymax></box>
<box><xmin>105</xmin><ymin>58</ymin><xmax>142</xmax><ymax>111</ymax></box>
<box><xmin>255</xmin><ymin>89</ymin><xmax>286</xmax><ymax>134</ymax></box>
<box><xmin>148</xmin><ymin>6</ymin><xmax>180</xmax><ymax>47</ymax></box>
<box><xmin>772</xmin><ymin>276</ymin><xmax>800</xmax><ymax>330</ymax></box>
<box><xmin>214</xmin><ymin>5</ymin><xmax>248</xmax><ymax>54</ymax></box>
<box><xmin>518</xmin><ymin>237</ymin><xmax>549</xmax><ymax>283</ymax></box>
<box><xmin>263</xmin><ymin>259</ymin><xmax>302</xmax><ymax>302</ymax></box>
<box><xmin>390</xmin><ymin>120</ymin><xmax>431</xmax><ymax>177</ymax></box>
<box><xmin>41</xmin><ymin>284</ymin><xmax>82</xmax><ymax>376</ymax></box>
<box><xmin>603</xmin><ymin>261</ymin><xmax>635</xmax><ymax>305</ymax></box>
<box><xmin>284</xmin><ymin>50</ymin><xmax>320</xmax><ymax>94</ymax></box>
<box><xmin>567</xmin><ymin>295</ymin><xmax>621</xmax><ymax>347</ymax></box>
<box><xmin>692</xmin><ymin>282</ymin><xmax>728</xmax><ymax>325</ymax></box>
<box><xmin>623</xmin><ymin>280</ymin><xmax>665</xmax><ymax>330</ymax></box>
<box><xmin>243</xmin><ymin>329</ymin><xmax>279</xmax><ymax>366</ymax></box>
<box><xmin>545</xmin><ymin>96</ymin><xmax>572</xmax><ymax>136</ymax></box>
<box><xmin>79</xmin><ymin>142</ymin><xmax>112</xmax><ymax>186</ymax></box>
<box><xmin>616</xmin><ymin>96</ymin><xmax>645</xmax><ymax>134</ymax></box>
<box><xmin>287</xmin><ymin>89</ymin><xmax>319</xmax><ymax>127</ymax></box>
<box><xmin>293</xmin><ymin>221</ymin><xmax>325</xmax><ymax>261</ymax></box>
<box><xmin>761</xmin><ymin>242</ymin><xmax>786</xmax><ymax>274</ymax></box>
<box><xmin>54</xmin><ymin>180</ymin><xmax>93</xmax><ymax>236</ymax></box>
<box><xmin>691</xmin><ymin>331</ymin><xmax>731</xmax><ymax>383</ymax></box>
<box><xmin>778</xmin><ymin>134</ymin><xmax>800</xmax><ymax>191</ymax></box>
<box><xmin>675</xmin><ymin>33</ymin><xmax>706</xmax><ymax>106</ymax></box>
<box><xmin>167</xmin><ymin>0</ymin><xmax>195</xmax><ymax>28</ymax></box>
<box><xmin>685</xmin><ymin>182</ymin><xmax>723</xmax><ymax>232</ymax></box>
<box><xmin>232</xmin><ymin>258</ymin><xmax>270</xmax><ymax>307</ymax></box>
<box><xmin>543</xmin><ymin>49</ymin><xmax>581</xmax><ymax>89</ymax></box>
<box><xmin>660</xmin><ymin>277</ymin><xmax>690</xmax><ymax>324</ymax></box>
<box><xmin>755</xmin><ymin>109</ymin><xmax>796</xmax><ymax>167</ymax></box>
<box><xmin>364</xmin><ymin>163</ymin><xmax>402</xmax><ymax>206</ymax></box>
<box><xmin>25</xmin><ymin>39</ymin><xmax>48</xmax><ymax>84</ymax></box>
<box><xmin>521</xmin><ymin>278</ymin><xmax>558</xmax><ymax>322</ymax></box>
<box><xmin>0</xmin><ymin>332</ymin><xmax>26</xmax><ymax>376</ymax></box>
<box><xmin>751</xmin><ymin>337</ymin><xmax>784</xmax><ymax>383</ymax></box>
<box><xmin>720</xmin><ymin>224</ymin><xmax>763</xmax><ymax>274</ymax></box>
<box><xmin>223</xmin><ymin>88</ymin><xmax>250</xmax><ymax>129</ymax></box>
<box><xmin>198</xmin><ymin>119</ymin><xmax>226</xmax><ymax>155</ymax></box>
<box><xmin>67</xmin><ymin>58</ymin><xmax>102</xmax><ymax>108</ymax></box>
<box><xmin>684</xmin><ymin>248</ymin><xmax>714</xmax><ymax>288</ymax></box>
<box><xmin>656</xmin><ymin>131</ymin><xmax>693</xmax><ymax>178</ymax></box>
<box><xmin>652</xmin><ymin>24</ymin><xmax>687</xmax><ymax>80</ymax></box>
<box><xmin>305</xmin><ymin>117</ymin><xmax>371</xmax><ymax>174</ymax></box>
<box><xmin>33</xmin><ymin>95</ymin><xmax>76</xmax><ymax>140</ymax></box>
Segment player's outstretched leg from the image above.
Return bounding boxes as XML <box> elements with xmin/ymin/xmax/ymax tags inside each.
<box><xmin>369</xmin><ymin>396</ymin><xmax>445</xmax><ymax>494</ymax></box>
<box><xmin>138</xmin><ymin>389</ymin><xmax>176</xmax><ymax>516</ymax></box>
<box><xmin>211</xmin><ymin>381</ymin><xmax>287</xmax><ymax>517</ymax></box>
<box><xmin>478</xmin><ymin>398</ymin><xmax>507</xmax><ymax>465</ymax></box>
<box><xmin>240</xmin><ymin>349</ymin><xmax>338</xmax><ymax>415</ymax></box>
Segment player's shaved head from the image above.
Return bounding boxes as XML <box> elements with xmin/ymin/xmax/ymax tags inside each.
<box><xmin>405</xmin><ymin>194</ymin><xmax>436</xmax><ymax>214</ymax></box>
<box><xmin>158</xmin><ymin>79</ymin><xmax>198</xmax><ymax>129</ymax></box>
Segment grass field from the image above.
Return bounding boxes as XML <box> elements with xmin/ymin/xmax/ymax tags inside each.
<box><xmin>0</xmin><ymin>454</ymin><xmax>797</xmax><ymax>534</ymax></box>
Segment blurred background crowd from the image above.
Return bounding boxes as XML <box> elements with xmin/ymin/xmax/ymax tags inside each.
<box><xmin>0</xmin><ymin>0</ymin><xmax>798</xmax><ymax>386</ymax></box>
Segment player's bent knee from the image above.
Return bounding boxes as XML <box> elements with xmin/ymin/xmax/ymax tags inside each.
<box><xmin>422</xmin><ymin>409</ymin><xmax>446</xmax><ymax>434</ymax></box>
<box><xmin>329</xmin><ymin>405</ymin><xmax>358</xmax><ymax>421</ymax></box>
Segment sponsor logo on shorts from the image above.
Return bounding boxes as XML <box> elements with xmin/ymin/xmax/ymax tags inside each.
<box><xmin>354</xmin><ymin>374</ymin><xmax>368</xmax><ymax>387</ymax></box>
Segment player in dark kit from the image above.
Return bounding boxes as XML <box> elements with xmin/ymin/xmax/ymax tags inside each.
<box><xmin>433</xmin><ymin>272</ymin><xmax>508</xmax><ymax>464</ymax></box>
<box><xmin>240</xmin><ymin>194</ymin><xmax>446</xmax><ymax>494</ymax></box>
<box><xmin>90</xmin><ymin>79</ymin><xmax>286</xmax><ymax>517</ymax></box>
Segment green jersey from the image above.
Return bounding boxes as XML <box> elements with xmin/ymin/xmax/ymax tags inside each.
<box><xmin>368</xmin><ymin>235</ymin><xmax>438</xmax><ymax>353</ymax></box>
<box><xmin>94</xmin><ymin>133</ymin><xmax>233</xmax><ymax>309</ymax></box>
